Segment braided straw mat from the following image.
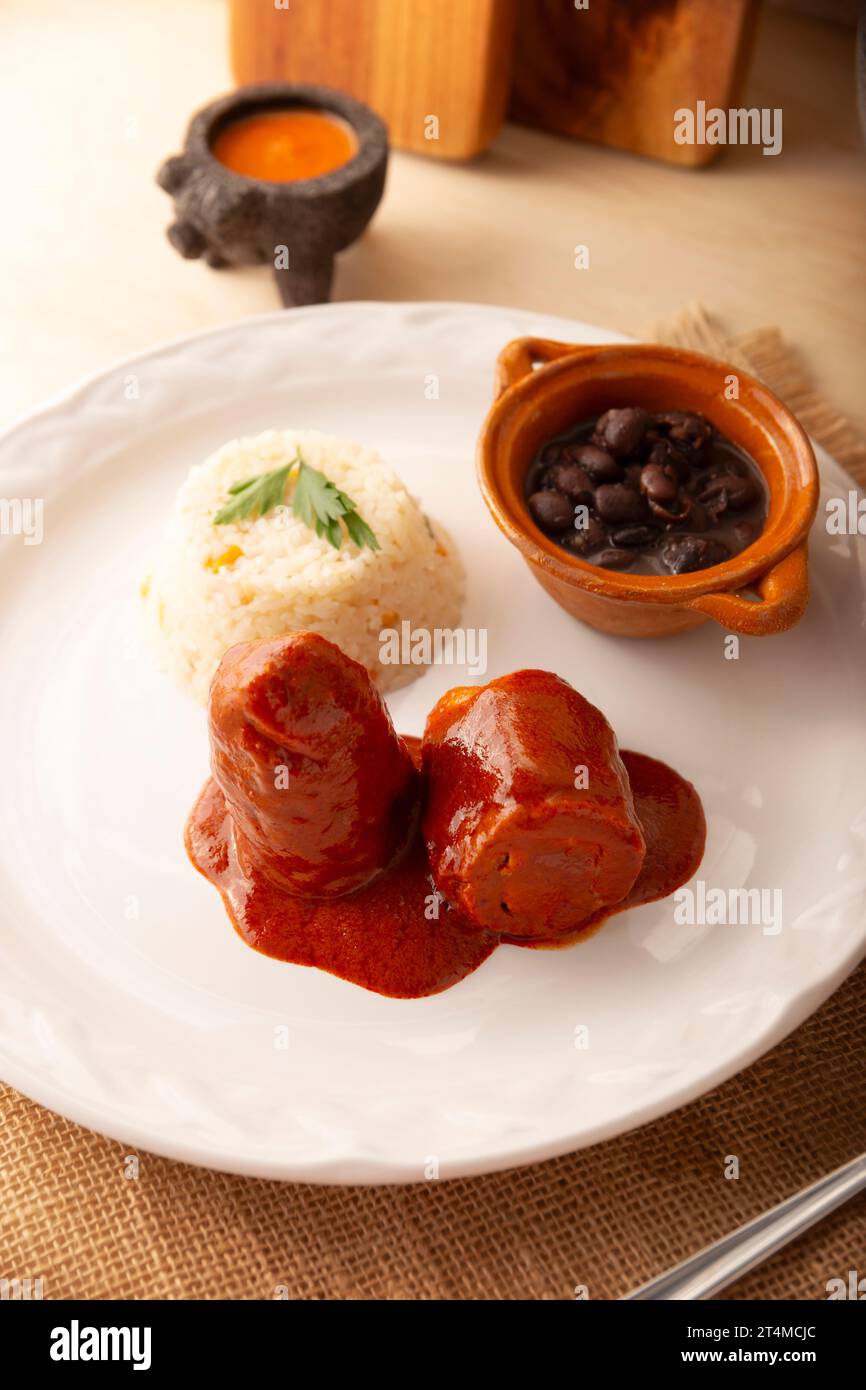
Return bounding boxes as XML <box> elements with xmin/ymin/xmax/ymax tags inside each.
<box><xmin>1</xmin><ymin>303</ymin><xmax>864</xmax><ymax>1301</ymax></box>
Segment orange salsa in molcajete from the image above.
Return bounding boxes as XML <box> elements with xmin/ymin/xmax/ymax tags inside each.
<box><xmin>211</xmin><ymin>108</ymin><xmax>357</xmax><ymax>183</ymax></box>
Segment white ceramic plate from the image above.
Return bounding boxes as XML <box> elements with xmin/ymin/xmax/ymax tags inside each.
<box><xmin>1</xmin><ymin>302</ymin><xmax>864</xmax><ymax>1184</ymax></box>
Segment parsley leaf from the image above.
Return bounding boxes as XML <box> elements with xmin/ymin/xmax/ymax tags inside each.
<box><xmin>213</xmin><ymin>460</ymin><xmax>296</xmax><ymax>525</ymax></box>
<box><xmin>213</xmin><ymin>452</ymin><xmax>380</xmax><ymax>552</ymax></box>
<box><xmin>343</xmin><ymin>508</ymin><xmax>381</xmax><ymax>551</ymax></box>
<box><xmin>292</xmin><ymin>460</ymin><xmax>380</xmax><ymax>552</ymax></box>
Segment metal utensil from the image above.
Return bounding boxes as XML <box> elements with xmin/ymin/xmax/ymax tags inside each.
<box><xmin>622</xmin><ymin>1152</ymin><xmax>866</xmax><ymax>1300</ymax></box>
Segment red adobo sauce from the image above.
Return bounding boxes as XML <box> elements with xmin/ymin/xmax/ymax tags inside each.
<box><xmin>186</xmin><ymin>739</ymin><xmax>498</xmax><ymax>999</ymax></box>
<box><xmin>186</xmin><ymin>636</ymin><xmax>705</xmax><ymax>998</ymax></box>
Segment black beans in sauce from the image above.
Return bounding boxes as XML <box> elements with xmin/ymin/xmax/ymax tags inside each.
<box><xmin>524</xmin><ymin>408</ymin><xmax>767</xmax><ymax>575</ymax></box>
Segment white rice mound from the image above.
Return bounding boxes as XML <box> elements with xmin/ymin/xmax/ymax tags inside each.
<box><xmin>141</xmin><ymin>429</ymin><xmax>465</xmax><ymax>704</ymax></box>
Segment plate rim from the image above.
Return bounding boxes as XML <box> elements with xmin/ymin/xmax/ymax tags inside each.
<box><xmin>0</xmin><ymin>299</ymin><xmax>630</xmax><ymax>453</ymax></box>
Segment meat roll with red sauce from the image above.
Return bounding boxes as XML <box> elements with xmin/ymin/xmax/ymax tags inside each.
<box><xmin>422</xmin><ymin>670</ymin><xmax>646</xmax><ymax>938</ymax></box>
<box><xmin>209</xmin><ymin>632</ymin><xmax>419</xmax><ymax>897</ymax></box>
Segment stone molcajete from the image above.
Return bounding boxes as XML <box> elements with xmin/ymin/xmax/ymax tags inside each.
<box><xmin>156</xmin><ymin>83</ymin><xmax>389</xmax><ymax>308</ymax></box>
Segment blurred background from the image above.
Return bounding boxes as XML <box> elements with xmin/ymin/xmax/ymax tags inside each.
<box><xmin>1</xmin><ymin>0</ymin><xmax>863</xmax><ymax>426</ymax></box>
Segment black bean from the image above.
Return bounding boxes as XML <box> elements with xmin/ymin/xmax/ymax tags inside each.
<box><xmin>594</xmin><ymin>407</ymin><xmax>650</xmax><ymax>458</ymax></box>
<box><xmin>623</xmin><ymin>462</ymin><xmax>644</xmax><ymax>490</ymax></box>
<box><xmin>573</xmin><ymin>443</ymin><xmax>621</xmax><ymax>483</ymax></box>
<box><xmin>548</xmin><ymin>462</ymin><xmax>594</xmax><ymax>503</ymax></box>
<box><xmin>640</xmin><ymin>461</ymin><xmax>679</xmax><ymax>504</ymax></box>
<box><xmin>539</xmin><ymin>442</ymin><xmax>572</xmax><ymax>468</ymax></box>
<box><xmin>563</xmin><ymin>516</ymin><xmax>607</xmax><ymax>554</ymax></box>
<box><xmin>528</xmin><ymin>490</ymin><xmax>574</xmax><ymax>532</ymax></box>
<box><xmin>595</xmin><ymin>483</ymin><xmax>644</xmax><ymax>523</ymax></box>
<box><xmin>733</xmin><ymin>519</ymin><xmax>759</xmax><ymax>548</ymax></box>
<box><xmin>594</xmin><ymin>548</ymin><xmax>636</xmax><ymax>570</ymax></box>
<box><xmin>660</xmin><ymin>535</ymin><xmax>730</xmax><ymax>574</ymax></box>
<box><xmin>646</xmin><ymin>438</ymin><xmax>691</xmax><ymax>481</ymax></box>
<box><xmin>700</xmin><ymin>472</ymin><xmax>756</xmax><ymax>511</ymax></box>
<box><xmin>645</xmin><ymin>441</ymin><xmax>668</xmax><ymax>470</ymax></box>
<box><xmin>656</xmin><ymin>410</ymin><xmax>711</xmax><ymax>453</ymax></box>
<box><xmin>610</xmin><ymin>525</ymin><xmax>658</xmax><ymax>547</ymax></box>
<box><xmin>648</xmin><ymin>493</ymin><xmax>692</xmax><ymax>524</ymax></box>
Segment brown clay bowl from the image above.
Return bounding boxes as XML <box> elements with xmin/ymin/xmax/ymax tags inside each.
<box><xmin>477</xmin><ymin>337</ymin><xmax>819</xmax><ymax>638</ymax></box>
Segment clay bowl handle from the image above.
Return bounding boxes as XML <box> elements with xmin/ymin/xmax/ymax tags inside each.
<box><xmin>494</xmin><ymin>337</ymin><xmax>597</xmax><ymax>399</ymax></box>
<box><xmin>685</xmin><ymin>545</ymin><xmax>810</xmax><ymax>636</ymax></box>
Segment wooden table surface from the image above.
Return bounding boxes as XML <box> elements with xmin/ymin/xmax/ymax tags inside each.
<box><xmin>1</xmin><ymin>0</ymin><xmax>864</xmax><ymax>435</ymax></box>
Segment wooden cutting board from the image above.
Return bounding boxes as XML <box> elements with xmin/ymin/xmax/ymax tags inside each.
<box><xmin>509</xmin><ymin>0</ymin><xmax>760</xmax><ymax>167</ymax></box>
<box><xmin>229</xmin><ymin>0</ymin><xmax>518</xmax><ymax>159</ymax></box>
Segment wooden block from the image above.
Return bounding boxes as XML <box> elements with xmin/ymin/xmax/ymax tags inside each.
<box><xmin>229</xmin><ymin>0</ymin><xmax>518</xmax><ymax>159</ymax></box>
<box><xmin>509</xmin><ymin>0</ymin><xmax>760</xmax><ymax>167</ymax></box>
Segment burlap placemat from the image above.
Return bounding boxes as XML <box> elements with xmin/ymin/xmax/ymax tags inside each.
<box><xmin>2</xmin><ymin>304</ymin><xmax>864</xmax><ymax>1301</ymax></box>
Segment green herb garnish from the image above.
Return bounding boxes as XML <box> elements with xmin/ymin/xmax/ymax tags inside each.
<box><xmin>214</xmin><ymin>452</ymin><xmax>380</xmax><ymax>552</ymax></box>
<box><xmin>214</xmin><ymin>461</ymin><xmax>295</xmax><ymax>526</ymax></box>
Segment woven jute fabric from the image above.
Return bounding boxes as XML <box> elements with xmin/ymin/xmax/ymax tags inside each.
<box><xmin>2</xmin><ymin>304</ymin><xmax>864</xmax><ymax>1301</ymax></box>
